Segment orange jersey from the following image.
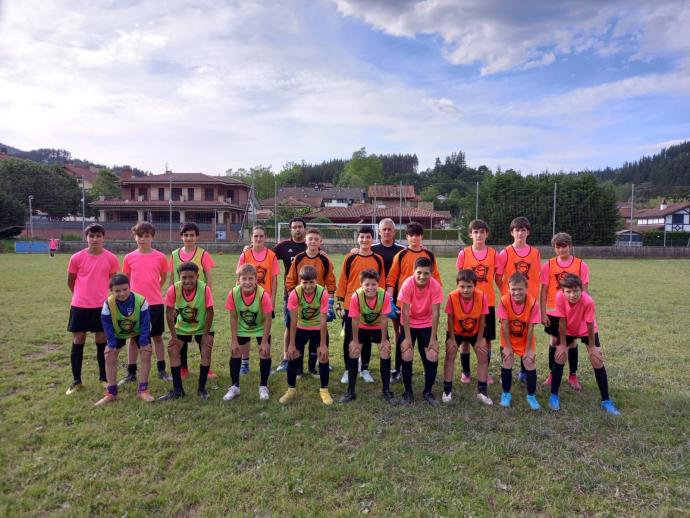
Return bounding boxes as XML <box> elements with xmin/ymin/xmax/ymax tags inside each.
<box><xmin>448</xmin><ymin>288</ymin><xmax>485</xmax><ymax>337</ymax></box>
<box><xmin>386</xmin><ymin>248</ymin><xmax>442</xmax><ymax>298</ymax></box>
<box><xmin>459</xmin><ymin>246</ymin><xmax>497</xmax><ymax>306</ymax></box>
<box><xmin>239</xmin><ymin>248</ymin><xmax>278</xmax><ymax>295</ymax></box>
<box><xmin>336</xmin><ymin>252</ymin><xmax>386</xmax><ymax>310</ymax></box>
<box><xmin>500</xmin><ymin>245</ymin><xmax>541</xmax><ymax>300</ymax></box>
<box><xmin>544</xmin><ymin>256</ymin><xmax>583</xmax><ymax>313</ymax></box>
<box><xmin>285</xmin><ymin>251</ymin><xmax>337</xmax><ymax>294</ymax></box>
<box><xmin>499</xmin><ymin>292</ymin><xmax>536</xmax><ymax>356</ymax></box>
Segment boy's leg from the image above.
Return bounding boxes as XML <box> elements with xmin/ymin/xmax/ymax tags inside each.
<box><xmin>287</xmin><ymin>330</ymin><xmax>308</xmax><ymax>389</ymax></box>
<box><xmin>277</xmin><ymin>300</ymin><xmax>290</xmax><ymax>372</ymax></box>
<box><xmin>416</xmin><ymin>328</ymin><xmax>438</xmax><ymax>398</ymax></box>
<box><xmin>230</xmin><ymin>341</ymin><xmax>242</xmax><ymax>387</ymax></box>
<box><xmin>159</xmin><ymin>335</ymin><xmax>185</xmax><ymax>400</ymax></box>
<box><xmin>550</xmin><ymin>343</ymin><xmax>569</xmax><ymax>396</ymax></box>
<box><xmin>240</xmin><ymin>342</ymin><xmax>251</xmax><ymax>374</ymax></box>
<box><xmin>180</xmin><ymin>342</ymin><xmax>188</xmax><ymax>370</ymax></box>
<box><xmin>70</xmin><ymin>331</ymin><xmax>86</xmax><ymax>387</ymax></box>
<box><xmin>393</xmin><ymin>319</ymin><xmax>403</xmax><ymax>376</ymax></box>
<box><xmin>346</xmin><ymin>332</ymin><xmax>360</xmax><ymax>396</ymax></box>
<box><xmin>474</xmin><ymin>338</ymin><xmax>489</xmax><ymax>397</ymax></box>
<box><xmin>399</xmin><ymin>328</ymin><xmax>414</xmax><ymax>397</ymax></box>
<box><xmin>317</xmin><ymin>331</ymin><xmax>330</xmax><ymax>389</ymax></box>
<box><xmin>119</xmin><ymin>340</ymin><xmax>138</xmax><ymax>385</ymax></box>
<box><xmin>137</xmin><ymin>344</ymin><xmax>154</xmax><ymax>401</ymax></box>
<box><xmin>360</xmin><ymin>335</ymin><xmax>372</xmax><ymax>374</ymax></box>
<box><xmin>198</xmin><ymin>334</ymin><xmax>213</xmax><ymax>394</ymax></box>
<box><xmin>377</xmin><ymin>331</ymin><xmax>392</xmax><ymax>396</ymax></box>
<box><xmin>342</xmin><ymin>311</ymin><xmax>352</xmax><ymax>368</ymax></box>
<box><xmin>443</xmin><ymin>333</ymin><xmax>458</xmax><ymax>396</ymax></box>
<box><xmin>585</xmin><ymin>334</ymin><xmax>610</xmax><ymax>401</ymax></box>
<box><xmin>460</xmin><ymin>342</ymin><xmax>471</xmax><ymax>380</ymax></box>
<box><xmin>522</xmin><ymin>350</ymin><xmax>537</xmax><ymax>396</ymax></box>
<box><xmin>501</xmin><ymin>348</ymin><xmax>514</xmax><ymax>394</ymax></box>
<box><xmin>149</xmin><ymin>305</ymin><xmax>171</xmax><ymax>379</ymax></box>
<box><xmin>258</xmin><ymin>336</ymin><xmax>272</xmax><ymax>388</ymax></box>
<box><xmin>94</xmin><ymin>329</ymin><xmax>107</xmax><ymax>383</ymax></box>
<box><xmin>95</xmin><ymin>344</ymin><xmax>121</xmax><ymax>405</ymax></box>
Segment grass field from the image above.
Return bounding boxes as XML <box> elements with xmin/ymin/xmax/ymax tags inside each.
<box><xmin>1</xmin><ymin>253</ymin><xmax>689</xmax><ymax>517</ymax></box>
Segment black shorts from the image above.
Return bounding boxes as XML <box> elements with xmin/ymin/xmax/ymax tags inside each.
<box><xmin>179</xmin><ymin>331</ymin><xmax>215</xmax><ymax>344</ymax></box>
<box><xmin>237</xmin><ymin>335</ymin><xmax>271</xmax><ymax>346</ymax></box>
<box><xmin>484</xmin><ymin>306</ymin><xmax>496</xmax><ymax>341</ymax></box>
<box><xmin>149</xmin><ymin>304</ymin><xmax>165</xmax><ymax>337</ymax></box>
<box><xmin>112</xmin><ymin>336</ymin><xmax>149</xmax><ymax>349</ymax></box>
<box><xmin>358</xmin><ymin>328</ymin><xmax>382</xmax><ymax>345</ymax></box>
<box><xmin>67</xmin><ymin>306</ymin><xmax>104</xmax><ymax>333</ymax></box>
<box><xmin>446</xmin><ymin>331</ymin><xmax>479</xmax><ymax>346</ymax></box>
<box><xmin>566</xmin><ymin>332</ymin><xmax>601</xmax><ymax>348</ymax></box>
<box><xmin>544</xmin><ymin>315</ymin><xmax>560</xmax><ymax>337</ymax></box>
<box><xmin>295</xmin><ymin>328</ymin><xmax>328</xmax><ymax>353</ymax></box>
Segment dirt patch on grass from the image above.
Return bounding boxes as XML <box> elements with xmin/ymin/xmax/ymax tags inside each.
<box><xmin>24</xmin><ymin>343</ymin><xmax>62</xmax><ymax>360</ymax></box>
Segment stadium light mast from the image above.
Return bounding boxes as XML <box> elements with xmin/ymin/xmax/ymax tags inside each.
<box><xmin>28</xmin><ymin>194</ymin><xmax>34</xmax><ymax>240</ymax></box>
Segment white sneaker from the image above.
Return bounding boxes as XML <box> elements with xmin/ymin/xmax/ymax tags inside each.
<box><xmin>359</xmin><ymin>369</ymin><xmax>374</xmax><ymax>383</ymax></box>
<box><xmin>476</xmin><ymin>393</ymin><xmax>493</xmax><ymax>406</ymax></box>
<box><xmin>442</xmin><ymin>392</ymin><xmax>452</xmax><ymax>403</ymax></box>
<box><xmin>340</xmin><ymin>371</ymin><xmax>349</xmax><ymax>384</ymax></box>
<box><xmin>223</xmin><ymin>385</ymin><xmax>241</xmax><ymax>401</ymax></box>
<box><xmin>258</xmin><ymin>386</ymin><xmax>269</xmax><ymax>401</ymax></box>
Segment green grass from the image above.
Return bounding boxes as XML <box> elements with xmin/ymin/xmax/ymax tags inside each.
<box><xmin>1</xmin><ymin>254</ymin><xmax>689</xmax><ymax>517</ymax></box>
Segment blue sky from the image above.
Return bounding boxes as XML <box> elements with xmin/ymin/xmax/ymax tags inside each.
<box><xmin>1</xmin><ymin>0</ymin><xmax>689</xmax><ymax>175</ymax></box>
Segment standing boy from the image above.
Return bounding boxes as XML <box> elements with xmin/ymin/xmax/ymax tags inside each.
<box><xmin>49</xmin><ymin>237</ymin><xmax>59</xmax><ymax>257</ymax></box>
<box><xmin>547</xmin><ymin>274</ymin><xmax>620</xmax><ymax>415</ymax></box>
<box><xmin>235</xmin><ymin>225</ymin><xmax>279</xmax><ymax>375</ymax></box>
<box><xmin>65</xmin><ymin>223</ymin><xmax>119</xmax><ymax>395</ymax></box>
<box><xmin>497</xmin><ymin>273</ymin><xmax>542</xmax><ymax>410</ymax></box>
<box><xmin>396</xmin><ymin>257</ymin><xmax>444</xmax><ymax>406</ymax></box>
<box><xmin>540</xmin><ymin>232</ymin><xmax>589</xmax><ymax>390</ymax></box>
<box><xmin>96</xmin><ymin>274</ymin><xmax>154</xmax><ymax>405</ymax></box>
<box><xmin>224</xmin><ymin>264</ymin><xmax>273</xmax><ymax>402</ymax></box>
<box><xmin>336</xmin><ymin>225</ymin><xmax>385</xmax><ymax>385</ymax></box>
<box><xmin>443</xmin><ymin>269</ymin><xmax>492</xmax><ymax>405</ymax></box>
<box><xmin>280</xmin><ymin>265</ymin><xmax>333</xmax><ymax>405</ymax></box>
<box><xmin>161</xmin><ymin>262</ymin><xmax>215</xmax><ymax>401</ymax></box>
<box><xmin>119</xmin><ymin>222</ymin><xmax>172</xmax><ymax>386</ymax></box>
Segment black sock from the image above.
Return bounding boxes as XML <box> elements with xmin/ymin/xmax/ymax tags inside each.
<box><xmin>319</xmin><ymin>362</ymin><xmax>330</xmax><ymax>388</ymax></box>
<box><xmin>127</xmin><ymin>363</ymin><xmax>137</xmax><ymax>375</ymax></box>
<box><xmin>230</xmin><ymin>357</ymin><xmax>241</xmax><ymax>387</ymax></box>
<box><xmin>180</xmin><ymin>343</ymin><xmax>188</xmax><ymax>369</ymax></box>
<box><xmin>287</xmin><ymin>358</ymin><xmax>299</xmax><ymax>388</ymax></box>
<box><xmin>171</xmin><ymin>366</ymin><xmax>183</xmax><ymax>391</ymax></box>
<box><xmin>395</xmin><ymin>335</ymin><xmax>402</xmax><ymax>372</ymax></box>
<box><xmin>380</xmin><ymin>358</ymin><xmax>391</xmax><ymax>392</ymax></box>
<box><xmin>526</xmin><ymin>369</ymin><xmax>537</xmax><ymax>395</ymax></box>
<box><xmin>594</xmin><ymin>366</ymin><xmax>610</xmax><ymax>401</ymax></box>
<box><xmin>198</xmin><ymin>365</ymin><xmax>209</xmax><ymax>391</ymax></box>
<box><xmin>478</xmin><ymin>381</ymin><xmax>488</xmax><ymax>396</ymax></box>
<box><xmin>70</xmin><ymin>343</ymin><xmax>84</xmax><ymax>383</ymax></box>
<box><xmin>569</xmin><ymin>347</ymin><xmax>578</xmax><ymax>375</ymax></box>
<box><xmin>259</xmin><ymin>358</ymin><xmax>271</xmax><ymax>386</ymax></box>
<box><xmin>501</xmin><ymin>367</ymin><xmax>512</xmax><ymax>393</ymax></box>
<box><xmin>460</xmin><ymin>352</ymin><xmax>470</xmax><ymax>375</ymax></box>
<box><xmin>347</xmin><ymin>357</ymin><xmax>358</xmax><ymax>394</ymax></box>
<box><xmin>443</xmin><ymin>381</ymin><xmax>452</xmax><ymax>396</ymax></box>
<box><xmin>401</xmin><ymin>360</ymin><xmax>413</xmax><ymax>393</ymax></box>
<box><xmin>343</xmin><ymin>340</ymin><xmax>349</xmax><ymax>367</ymax></box>
<box><xmin>361</xmin><ymin>341</ymin><xmax>372</xmax><ymax>371</ymax></box>
<box><xmin>157</xmin><ymin>360</ymin><xmax>166</xmax><ymax>372</ymax></box>
<box><xmin>551</xmin><ymin>362</ymin><xmax>565</xmax><ymax>395</ymax></box>
<box><xmin>308</xmin><ymin>353</ymin><xmax>317</xmax><ymax>373</ymax></box>
<box><xmin>548</xmin><ymin>346</ymin><xmax>556</xmax><ymax>372</ymax></box>
<box><xmin>424</xmin><ymin>361</ymin><xmax>438</xmax><ymax>394</ymax></box>
<box><xmin>96</xmin><ymin>342</ymin><xmax>107</xmax><ymax>380</ymax></box>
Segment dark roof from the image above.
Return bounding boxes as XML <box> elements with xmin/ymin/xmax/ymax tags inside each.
<box><xmin>120</xmin><ymin>173</ymin><xmax>247</xmax><ymax>186</ymax></box>
<box><xmin>368</xmin><ymin>184</ymin><xmax>416</xmax><ymax>199</ymax></box>
<box><xmin>89</xmin><ymin>199</ymin><xmax>245</xmax><ymax>210</ymax></box>
<box><xmin>304</xmin><ymin>204</ymin><xmax>450</xmax><ymax>221</ymax></box>
<box><xmin>277</xmin><ymin>186</ymin><xmax>365</xmax><ymax>201</ymax></box>
<box><xmin>634</xmin><ymin>202</ymin><xmax>690</xmax><ymax>218</ymax></box>
<box><xmin>64</xmin><ymin>163</ymin><xmax>99</xmax><ymax>184</ymax></box>
<box><xmin>260</xmin><ymin>196</ymin><xmax>314</xmax><ymax>208</ymax></box>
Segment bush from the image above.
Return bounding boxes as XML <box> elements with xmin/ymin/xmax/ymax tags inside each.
<box><xmin>641</xmin><ymin>231</ymin><xmax>690</xmax><ymax>247</ymax></box>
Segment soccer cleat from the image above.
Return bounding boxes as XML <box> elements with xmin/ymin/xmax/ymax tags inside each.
<box><xmin>66</xmin><ymin>382</ymin><xmax>83</xmax><ymax>395</ymax></box>
<box><xmin>319</xmin><ymin>388</ymin><xmax>333</xmax><ymax>405</ymax></box>
<box><xmin>240</xmin><ymin>364</ymin><xmax>250</xmax><ymax>375</ymax></box>
<box><xmin>600</xmin><ymin>400</ymin><xmax>621</xmax><ymax>416</ymax></box>
<box><xmin>548</xmin><ymin>394</ymin><xmax>561</xmax><ymax>411</ymax></box>
<box><xmin>197</xmin><ymin>388</ymin><xmax>210</xmax><ymax>401</ymax></box>
<box><xmin>542</xmin><ymin>372</ymin><xmax>553</xmax><ymax>386</ymax></box>
<box><xmin>476</xmin><ymin>393</ymin><xmax>493</xmax><ymax>406</ymax></box>
<box><xmin>207</xmin><ymin>369</ymin><xmax>218</xmax><ymax>379</ymax></box>
<box><xmin>259</xmin><ymin>386</ymin><xmax>270</xmax><ymax>401</ymax></box>
<box><xmin>360</xmin><ymin>369</ymin><xmax>374</xmax><ymax>383</ymax></box>
<box><xmin>340</xmin><ymin>371</ymin><xmax>349</xmax><ymax>384</ymax></box>
<box><xmin>180</xmin><ymin>367</ymin><xmax>189</xmax><ymax>379</ymax></box>
<box><xmin>500</xmin><ymin>392</ymin><xmax>512</xmax><ymax>408</ymax></box>
<box><xmin>279</xmin><ymin>387</ymin><xmax>297</xmax><ymax>404</ymax></box>
<box><xmin>117</xmin><ymin>373</ymin><xmax>137</xmax><ymax>387</ymax></box>
<box><xmin>460</xmin><ymin>373</ymin><xmax>471</xmax><ymax>384</ymax></box>
<box><xmin>223</xmin><ymin>385</ymin><xmax>241</xmax><ymax>401</ymax></box>
<box><xmin>137</xmin><ymin>390</ymin><xmax>155</xmax><ymax>403</ymax></box>
<box><xmin>275</xmin><ymin>360</ymin><xmax>289</xmax><ymax>373</ymax></box>
<box><xmin>442</xmin><ymin>392</ymin><xmax>452</xmax><ymax>403</ymax></box>
<box><xmin>338</xmin><ymin>392</ymin><xmax>356</xmax><ymax>404</ymax></box>
<box><xmin>401</xmin><ymin>391</ymin><xmax>414</xmax><ymax>405</ymax></box>
<box><xmin>94</xmin><ymin>393</ymin><xmax>117</xmax><ymax>406</ymax></box>
<box><xmin>382</xmin><ymin>390</ymin><xmax>398</xmax><ymax>405</ymax></box>
<box><xmin>158</xmin><ymin>370</ymin><xmax>173</xmax><ymax>382</ymax></box>
<box><xmin>158</xmin><ymin>389</ymin><xmax>185</xmax><ymax>401</ymax></box>
<box><xmin>423</xmin><ymin>392</ymin><xmax>439</xmax><ymax>407</ymax></box>
<box><xmin>390</xmin><ymin>370</ymin><xmax>402</xmax><ymax>384</ymax></box>
<box><xmin>518</xmin><ymin>371</ymin><xmax>527</xmax><ymax>383</ymax></box>
<box><xmin>526</xmin><ymin>394</ymin><xmax>541</xmax><ymax>411</ymax></box>
<box><xmin>568</xmin><ymin>374</ymin><xmax>582</xmax><ymax>392</ymax></box>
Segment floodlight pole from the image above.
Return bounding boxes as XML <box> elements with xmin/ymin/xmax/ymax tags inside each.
<box><xmin>28</xmin><ymin>195</ymin><xmax>34</xmax><ymax>240</ymax></box>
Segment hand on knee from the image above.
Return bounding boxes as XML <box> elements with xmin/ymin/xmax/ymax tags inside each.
<box><xmin>555</xmin><ymin>347</ymin><xmax>568</xmax><ymax>365</ymax></box>
<box><xmin>426</xmin><ymin>347</ymin><xmax>438</xmax><ymax>362</ymax></box>
<box><xmin>588</xmin><ymin>347</ymin><xmax>604</xmax><ymax>369</ymax></box>
<box><xmin>402</xmin><ymin>348</ymin><xmax>413</xmax><ymax>362</ymax></box>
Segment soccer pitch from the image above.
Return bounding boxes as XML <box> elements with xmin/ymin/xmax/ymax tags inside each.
<box><xmin>1</xmin><ymin>254</ymin><xmax>688</xmax><ymax>516</ymax></box>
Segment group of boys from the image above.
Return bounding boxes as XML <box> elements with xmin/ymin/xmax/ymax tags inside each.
<box><xmin>65</xmin><ymin>215</ymin><xmax>620</xmax><ymax>415</ymax></box>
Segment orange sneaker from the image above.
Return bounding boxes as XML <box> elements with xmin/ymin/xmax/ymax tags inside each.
<box><xmin>94</xmin><ymin>393</ymin><xmax>117</xmax><ymax>407</ymax></box>
<box><xmin>181</xmin><ymin>367</ymin><xmax>189</xmax><ymax>379</ymax></box>
<box><xmin>137</xmin><ymin>390</ymin><xmax>155</xmax><ymax>402</ymax></box>
<box><xmin>207</xmin><ymin>369</ymin><xmax>218</xmax><ymax>379</ymax></box>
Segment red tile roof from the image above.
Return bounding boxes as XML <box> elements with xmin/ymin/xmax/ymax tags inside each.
<box><xmin>368</xmin><ymin>184</ymin><xmax>416</xmax><ymax>199</ymax></box>
<box><xmin>304</xmin><ymin>204</ymin><xmax>449</xmax><ymax>221</ymax></box>
<box><xmin>64</xmin><ymin>163</ymin><xmax>99</xmax><ymax>184</ymax></box>
<box><xmin>89</xmin><ymin>199</ymin><xmax>245</xmax><ymax>210</ymax></box>
<box><xmin>121</xmin><ymin>172</ymin><xmax>247</xmax><ymax>186</ymax></box>
<box><xmin>634</xmin><ymin>202</ymin><xmax>690</xmax><ymax>218</ymax></box>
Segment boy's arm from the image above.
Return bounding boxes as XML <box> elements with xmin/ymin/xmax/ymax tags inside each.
<box><xmin>262</xmin><ymin>309</ymin><xmax>272</xmax><ymax>342</ymax></box>
<box><xmin>587</xmin><ymin>322</ymin><xmax>595</xmax><ymax>348</ymax></box>
<box><xmin>318</xmin><ymin>313</ymin><xmax>328</xmax><ymax>361</ymax></box>
<box><xmin>285</xmin><ymin>263</ymin><xmax>297</xmax><ymax>293</ymax></box>
<box><xmin>67</xmin><ymin>273</ymin><xmax>76</xmax><ymax>293</ymax></box>
<box><xmin>476</xmin><ymin>314</ymin><xmax>486</xmax><ymax>343</ymax></box>
<box><xmin>201</xmin><ymin>307</ymin><xmax>214</xmax><ymax>349</ymax></box>
<box><xmin>525</xmin><ymin>323</ymin><xmax>535</xmax><ymax>360</ymax></box>
<box><xmin>401</xmin><ymin>303</ymin><xmax>412</xmax><ymax>350</ymax></box>
<box><xmin>500</xmin><ymin>319</ymin><xmax>512</xmax><ymax>354</ymax></box>
<box><xmin>165</xmin><ymin>305</ymin><xmax>178</xmax><ymax>341</ymax></box>
<box><xmin>380</xmin><ymin>314</ymin><xmax>389</xmax><ymax>342</ymax></box>
<box><xmin>558</xmin><ymin>316</ymin><xmax>567</xmax><ymax>347</ymax></box>
<box><xmin>204</xmin><ymin>269</ymin><xmax>213</xmax><ymax>289</ymax></box>
<box><xmin>288</xmin><ymin>309</ymin><xmax>298</xmax><ymax>359</ymax></box>
<box><xmin>539</xmin><ymin>284</ymin><xmax>549</xmax><ymax>325</ymax></box>
<box><xmin>100</xmin><ymin>304</ymin><xmax>118</xmax><ymax>348</ymax></box>
<box><xmin>229</xmin><ymin>310</ymin><xmax>240</xmax><ymax>352</ymax></box>
<box><xmin>326</xmin><ymin>260</ymin><xmax>337</xmax><ymax>294</ymax></box>
<box><xmin>335</xmin><ymin>256</ymin><xmax>348</xmax><ymax>300</ymax></box>
<box><xmin>271</xmin><ymin>274</ymin><xmax>278</xmax><ymax>309</ymax></box>
<box><xmin>429</xmin><ymin>303</ymin><xmax>440</xmax><ymax>351</ymax></box>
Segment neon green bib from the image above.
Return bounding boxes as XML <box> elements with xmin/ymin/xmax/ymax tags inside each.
<box><xmin>232</xmin><ymin>285</ymin><xmax>265</xmax><ymax>337</ymax></box>
<box><xmin>107</xmin><ymin>292</ymin><xmax>145</xmax><ymax>339</ymax></box>
<box><xmin>356</xmin><ymin>287</ymin><xmax>385</xmax><ymax>327</ymax></box>
<box><xmin>174</xmin><ymin>280</ymin><xmax>211</xmax><ymax>335</ymax></box>
<box><xmin>295</xmin><ymin>284</ymin><xmax>324</xmax><ymax>328</ymax></box>
<box><xmin>171</xmin><ymin>247</ymin><xmax>207</xmax><ymax>284</ymax></box>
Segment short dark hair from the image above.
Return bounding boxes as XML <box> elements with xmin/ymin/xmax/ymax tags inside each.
<box><xmin>299</xmin><ymin>265</ymin><xmax>317</xmax><ymax>281</ymax></box>
<box><xmin>180</xmin><ymin>223</ymin><xmax>200</xmax><ymax>235</ymax></box>
<box><xmin>414</xmin><ymin>257</ymin><xmax>432</xmax><ymax>270</ymax></box>
<box><xmin>551</xmin><ymin>232</ymin><xmax>572</xmax><ymax>247</ymax></box>
<box><xmin>237</xmin><ymin>263</ymin><xmax>257</xmax><ymax>278</ymax></box>
<box><xmin>468</xmin><ymin>219</ymin><xmax>489</xmax><ymax>232</ymax></box>
<box><xmin>84</xmin><ymin>223</ymin><xmax>105</xmax><ymax>236</ymax></box>
<box><xmin>406</xmin><ymin>222</ymin><xmax>424</xmax><ymax>237</ymax></box>
<box><xmin>178</xmin><ymin>261</ymin><xmax>199</xmax><ymax>274</ymax></box>
<box><xmin>360</xmin><ymin>268</ymin><xmax>380</xmax><ymax>282</ymax></box>
<box><xmin>456</xmin><ymin>269</ymin><xmax>477</xmax><ymax>285</ymax></box>
<box><xmin>289</xmin><ymin>217</ymin><xmax>306</xmax><ymax>228</ymax></box>
<box><xmin>507</xmin><ymin>272</ymin><xmax>527</xmax><ymax>287</ymax></box>
<box><xmin>559</xmin><ymin>273</ymin><xmax>583</xmax><ymax>290</ymax></box>
<box><xmin>358</xmin><ymin>225</ymin><xmax>375</xmax><ymax>238</ymax></box>
<box><xmin>132</xmin><ymin>221</ymin><xmax>156</xmax><ymax>237</ymax></box>
<box><xmin>109</xmin><ymin>273</ymin><xmax>130</xmax><ymax>288</ymax></box>
<box><xmin>509</xmin><ymin>217</ymin><xmax>531</xmax><ymax>232</ymax></box>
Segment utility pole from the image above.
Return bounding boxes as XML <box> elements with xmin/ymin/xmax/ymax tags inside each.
<box><xmin>28</xmin><ymin>195</ymin><xmax>34</xmax><ymax>240</ymax></box>
<box><xmin>81</xmin><ymin>176</ymin><xmax>86</xmax><ymax>234</ymax></box>
<box><xmin>629</xmin><ymin>184</ymin><xmax>634</xmax><ymax>246</ymax></box>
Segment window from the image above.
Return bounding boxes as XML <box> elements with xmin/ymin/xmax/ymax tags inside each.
<box><xmin>171</xmin><ymin>188</ymin><xmax>182</xmax><ymax>201</ymax></box>
<box><xmin>227</xmin><ymin>190</ymin><xmax>234</xmax><ymax>203</ymax></box>
<box><xmin>130</xmin><ymin>187</ymin><xmax>135</xmax><ymax>200</ymax></box>
<box><xmin>138</xmin><ymin>187</ymin><xmax>148</xmax><ymax>201</ymax></box>
<box><xmin>188</xmin><ymin>188</ymin><xmax>195</xmax><ymax>201</ymax></box>
<box><xmin>205</xmin><ymin>188</ymin><xmax>214</xmax><ymax>201</ymax></box>
<box><xmin>158</xmin><ymin>187</ymin><xmax>165</xmax><ymax>200</ymax></box>
<box><xmin>672</xmin><ymin>213</ymin><xmax>684</xmax><ymax>224</ymax></box>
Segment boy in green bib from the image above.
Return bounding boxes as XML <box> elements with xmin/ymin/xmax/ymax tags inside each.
<box><xmin>96</xmin><ymin>274</ymin><xmax>153</xmax><ymax>406</ymax></box>
<box><xmin>224</xmin><ymin>264</ymin><xmax>273</xmax><ymax>402</ymax></box>
<box><xmin>161</xmin><ymin>262</ymin><xmax>215</xmax><ymax>401</ymax></box>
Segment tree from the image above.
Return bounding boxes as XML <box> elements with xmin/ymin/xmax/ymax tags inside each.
<box><xmin>338</xmin><ymin>148</ymin><xmax>383</xmax><ymax>187</ymax></box>
<box><xmin>91</xmin><ymin>169</ymin><xmax>121</xmax><ymax>199</ymax></box>
<box><xmin>226</xmin><ymin>165</ymin><xmax>276</xmax><ymax>199</ymax></box>
<box><xmin>0</xmin><ymin>191</ymin><xmax>26</xmax><ymax>237</ymax></box>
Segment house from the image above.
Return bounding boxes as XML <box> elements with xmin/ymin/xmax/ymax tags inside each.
<box><xmin>89</xmin><ymin>171</ymin><xmax>253</xmax><ymax>240</ymax></box>
<box><xmin>64</xmin><ymin>163</ymin><xmax>101</xmax><ymax>190</ymax></box>
<box><xmin>271</xmin><ymin>185</ymin><xmax>366</xmax><ymax>209</ymax></box>
<box><xmin>634</xmin><ymin>201</ymin><xmax>690</xmax><ymax>232</ymax></box>
<box><xmin>304</xmin><ymin>204</ymin><xmax>450</xmax><ymax>229</ymax></box>
<box><xmin>367</xmin><ymin>184</ymin><xmax>418</xmax><ymax>208</ymax></box>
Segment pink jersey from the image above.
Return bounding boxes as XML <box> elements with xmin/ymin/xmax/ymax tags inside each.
<box><xmin>552</xmin><ymin>291</ymin><xmax>598</xmax><ymax>336</ymax></box>
<box><xmin>236</xmin><ymin>248</ymin><xmax>280</xmax><ymax>273</ymax></box>
<box><xmin>224</xmin><ymin>289</ymin><xmax>273</xmax><ymax>313</ymax></box>
<box><xmin>397</xmin><ymin>276</ymin><xmax>444</xmax><ymax>328</ymax></box>
<box><xmin>444</xmin><ymin>291</ymin><xmax>489</xmax><ymax>316</ymax></box>
<box><xmin>348</xmin><ymin>291</ymin><xmax>392</xmax><ymax>330</ymax></box>
<box><xmin>497</xmin><ymin>297</ymin><xmax>541</xmax><ymax>324</ymax></box>
<box><xmin>123</xmin><ymin>249</ymin><xmax>169</xmax><ymax>305</ymax></box>
<box><xmin>164</xmin><ymin>284</ymin><xmax>214</xmax><ymax>308</ymax></box>
<box><xmin>67</xmin><ymin>249</ymin><xmax>119</xmax><ymax>308</ymax></box>
<box><xmin>287</xmin><ymin>288</ymin><xmax>328</xmax><ymax>330</ymax></box>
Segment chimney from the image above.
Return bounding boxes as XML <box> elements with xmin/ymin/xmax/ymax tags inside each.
<box><xmin>660</xmin><ymin>199</ymin><xmax>667</xmax><ymax>210</ymax></box>
<box><xmin>121</xmin><ymin>166</ymin><xmax>133</xmax><ymax>180</ymax></box>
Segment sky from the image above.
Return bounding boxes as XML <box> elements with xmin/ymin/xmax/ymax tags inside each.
<box><xmin>1</xmin><ymin>0</ymin><xmax>689</xmax><ymax>176</ymax></box>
